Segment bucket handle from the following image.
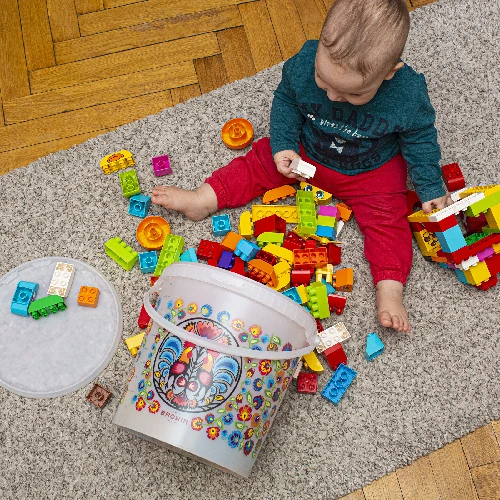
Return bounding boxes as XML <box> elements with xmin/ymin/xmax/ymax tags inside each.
<box><xmin>143</xmin><ymin>292</ymin><xmax>318</xmax><ymax>360</ymax></box>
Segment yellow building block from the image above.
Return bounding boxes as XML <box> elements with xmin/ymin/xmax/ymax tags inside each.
<box><xmin>296</xmin><ymin>285</ymin><xmax>308</xmax><ymax>304</ymax></box>
<box><xmin>459</xmin><ymin>185</ymin><xmax>500</xmax><ymax>198</ymax></box>
<box><xmin>252</xmin><ymin>204</ymin><xmax>298</xmax><ymax>223</ymax></box>
<box><xmin>413</xmin><ymin>229</ymin><xmax>441</xmax><ymax>257</ymax></box>
<box><xmin>299</xmin><ymin>182</ymin><xmax>333</xmax><ymax>205</ymax></box>
<box><xmin>316</xmin><ymin>264</ymin><xmax>334</xmax><ymax>283</ymax></box>
<box><xmin>125</xmin><ymin>331</ymin><xmax>145</xmax><ymax>357</ymax></box>
<box><xmin>464</xmin><ymin>186</ymin><xmax>500</xmax><ymax>217</ymax></box>
<box><xmin>238</xmin><ymin>211</ymin><xmax>253</xmax><ymax>239</ymax></box>
<box><xmin>302</xmin><ymin>351</ymin><xmax>324</xmax><ymax>372</ymax></box>
<box><xmin>100</xmin><ymin>150</ymin><xmax>134</xmax><ymax>174</ymax></box>
<box><xmin>463</xmin><ymin>261</ymin><xmax>491</xmax><ymax>285</ymax></box>
<box><xmin>492</xmin><ymin>243</ymin><xmax>500</xmax><ymax>254</ymax></box>
<box><xmin>485</xmin><ymin>203</ymin><xmax>500</xmax><ymax>229</ymax></box>
<box><xmin>262</xmin><ymin>244</ymin><xmax>294</xmax><ymax>266</ymax></box>
<box><xmin>408</xmin><ymin>209</ymin><xmax>435</xmax><ymax>223</ymax></box>
<box><xmin>268</xmin><ymin>260</ymin><xmax>292</xmax><ymax>292</ymax></box>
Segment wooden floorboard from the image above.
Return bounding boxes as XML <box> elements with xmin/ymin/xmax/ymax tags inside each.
<box><xmin>46</xmin><ymin>0</ymin><xmax>80</xmax><ymax>42</ymax></box>
<box><xmin>217</xmin><ymin>26</ymin><xmax>256</xmax><ymax>82</ymax></box>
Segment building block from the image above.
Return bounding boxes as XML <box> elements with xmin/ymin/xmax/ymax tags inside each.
<box><xmin>328</xmin><ymin>294</ymin><xmax>347</xmax><ymax>315</ymax></box>
<box><xmin>297</xmin><ymin>190</ymin><xmax>317</xmax><ymax>235</ymax></box>
<box><xmin>105</xmin><ymin>237</ymin><xmax>139</xmax><ymax>271</ymax></box>
<box><xmin>302</xmin><ymin>351</ymin><xmax>324</xmax><ymax>372</ymax></box>
<box><xmin>321</xmin><ymin>364</ymin><xmax>357</xmax><ymax>405</ymax></box>
<box><xmin>100</xmin><ymin>150</ymin><xmax>134</xmax><ymax>175</ymax></box>
<box><xmin>255</xmin><ymin>249</ymin><xmax>278</xmax><ymax>266</ymax></box>
<box><xmin>476</xmin><ymin>275</ymin><xmax>498</xmax><ymax>291</ymax></box>
<box><xmin>304</xmin><ymin>240</ymin><xmax>317</xmax><ymax>250</ymax></box>
<box><xmin>252</xmin><ymin>204</ymin><xmax>298</xmax><ymax>223</ymax></box>
<box><xmin>464</xmin><ymin>187</ymin><xmax>500</xmax><ymax>218</ymax></box>
<box><xmin>306</xmin><ymin>282</ymin><xmax>330</xmax><ymax>319</ymax></box>
<box><xmin>247</xmin><ymin>259</ymin><xmax>277</xmax><ymax>287</ymax></box>
<box><xmin>439</xmin><ymin>233</ymin><xmax>500</xmax><ymax>265</ymax></box>
<box><xmin>456</xmin><ymin>254</ymin><xmax>480</xmax><ymax>271</ymax></box>
<box><xmin>151</xmin><ymin>154</ymin><xmax>171</xmax><ymax>176</ymax></box>
<box><xmin>282</xmin><ymin>287</ymin><xmax>302</xmax><ymax>305</ymax></box>
<box><xmin>234</xmin><ymin>239</ymin><xmax>260</xmax><ymax>262</ymax></box>
<box><xmin>150</xmin><ymin>276</ymin><xmax>159</xmax><ymax>287</ymax></box>
<box><xmin>238</xmin><ymin>211</ymin><xmax>253</xmax><ymax>239</ymax></box>
<box><xmin>256</xmin><ymin>232</ymin><xmax>284</xmax><ymax>247</ymax></box>
<box><xmin>336</xmin><ymin>203</ymin><xmax>353</xmax><ymax>222</ymax></box>
<box><xmin>221</xmin><ymin>118</ymin><xmax>254</xmax><ymax>149</ymax></box>
<box><xmin>139</xmin><ymin>251</ymin><xmax>158</xmax><ymax>273</ymax></box>
<box><xmin>47</xmin><ymin>262</ymin><xmax>75</xmax><ymax>297</ymax></box>
<box><xmin>477</xmin><ymin>246</ymin><xmax>495</xmax><ymax>262</ymax></box>
<box><xmin>119</xmin><ymin>169</ymin><xmax>140</xmax><ymax>198</ymax></box>
<box><xmin>212</xmin><ymin>214</ymin><xmax>231</xmax><ymax>237</ymax></box>
<box><xmin>485</xmin><ymin>203</ymin><xmax>500</xmax><ymax>229</ymax></box>
<box><xmin>290</xmin><ymin>158</ymin><xmax>316</xmax><ymax>179</ymax></box>
<box><xmin>316</xmin><ymin>226</ymin><xmax>337</xmax><ymax>240</ymax></box>
<box><xmin>485</xmin><ymin>252</ymin><xmax>500</xmax><ymax>275</ymax></box>
<box><xmin>197</xmin><ymin>240</ymin><xmax>223</xmax><ymax>261</ymax></box>
<box><xmin>218</xmin><ymin>251</ymin><xmax>235</xmax><ymax>270</ymax></box>
<box><xmin>28</xmin><ymin>295</ymin><xmax>66</xmax><ymax>320</ymax></box>
<box><xmin>413</xmin><ymin>229</ymin><xmax>441</xmax><ymax>257</ymax></box>
<box><xmin>128</xmin><ymin>194</ymin><xmax>151</xmax><ymax>218</ymax></box>
<box><xmin>293</xmin><ymin>248</ymin><xmax>328</xmax><ymax>270</ymax></box>
<box><xmin>297</xmin><ymin>372</ymin><xmax>318</xmax><ymax>394</ymax></box>
<box><xmin>327</xmin><ymin>243</ymin><xmax>342</xmax><ymax>266</ymax></box>
<box><xmin>463</xmin><ymin>260</ymin><xmax>491</xmax><ymax>285</ymax></box>
<box><xmin>365</xmin><ymin>332</ymin><xmax>384</xmax><ymax>361</ymax></box>
<box><xmin>136</xmin><ymin>216</ymin><xmax>171</xmax><ymax>250</ymax></box>
<box><xmin>315</xmin><ymin>264</ymin><xmax>334</xmax><ymax>283</ymax></box>
<box><xmin>435</xmin><ymin>225</ymin><xmax>468</xmax><ymax>253</ymax></box>
<box><xmin>283</xmin><ymin>231</ymin><xmax>305</xmax><ymax>252</ymax></box>
<box><xmin>317</xmin><ymin>215</ymin><xmax>337</xmax><ymax>228</ymax></box>
<box><xmin>296</xmin><ymin>285</ymin><xmax>308</xmax><ymax>304</ymax></box>
<box><xmin>335</xmin><ymin>220</ymin><xmax>345</xmax><ymax>237</ymax></box>
<box><xmin>77</xmin><ymin>286</ymin><xmax>100</xmax><ymax>308</ymax></box>
<box><xmin>332</xmin><ymin>268</ymin><xmax>354</xmax><ymax>292</ymax></box>
<box><xmin>230</xmin><ymin>257</ymin><xmax>246</xmax><ymax>276</ymax></box>
<box><xmin>268</xmin><ymin>261</ymin><xmax>291</xmax><ymax>291</ymax></box>
<box><xmin>291</xmin><ymin>269</ymin><xmax>313</xmax><ymax>287</ymax></box>
<box><xmin>427</xmin><ymin>192</ymin><xmax>485</xmax><ymax>222</ymax></box>
<box><xmin>318</xmin><ymin>205</ymin><xmax>339</xmax><ymax>218</ymax></box>
<box><xmin>323</xmin><ymin>343</ymin><xmax>347</xmax><ymax>370</ymax></box>
<box><xmin>86</xmin><ymin>383</ymin><xmax>112</xmax><ymax>408</ymax></box>
<box><xmin>262</xmin><ymin>185</ymin><xmax>296</xmax><ymax>204</ymax></box>
<box><xmin>322</xmin><ymin>280</ymin><xmax>335</xmax><ymax>294</ymax></box>
<box><xmin>154</xmin><ymin>234</ymin><xmax>184</xmax><ymax>276</ymax></box>
<box><xmin>421</xmin><ymin>215</ymin><xmax>459</xmax><ymax>234</ymax></box>
<box><xmin>138</xmin><ymin>304</ymin><xmax>151</xmax><ymax>329</ymax></box>
<box><xmin>180</xmin><ymin>248</ymin><xmax>198</xmax><ymax>262</ymax></box>
<box><xmin>253</xmin><ymin>214</ymin><xmax>287</xmax><ymax>237</ymax></box>
<box><xmin>441</xmin><ymin>162</ymin><xmax>465</xmax><ymax>192</ymax></box>
<box><xmin>221</xmin><ymin>231</ymin><xmax>243</xmax><ymax>252</ymax></box>
<box><xmin>262</xmin><ymin>244</ymin><xmax>294</xmax><ymax>266</ymax></box>
<box><xmin>317</xmin><ymin>322</ymin><xmax>350</xmax><ymax>353</ymax></box>
<box><xmin>125</xmin><ymin>332</ymin><xmax>145</xmax><ymax>357</ymax></box>
<box><xmin>11</xmin><ymin>281</ymin><xmax>39</xmax><ymax>317</ymax></box>
<box><xmin>300</xmin><ymin>182</ymin><xmax>332</xmax><ymax>204</ymax></box>
<box><xmin>454</xmin><ymin>268</ymin><xmax>469</xmax><ymax>284</ymax></box>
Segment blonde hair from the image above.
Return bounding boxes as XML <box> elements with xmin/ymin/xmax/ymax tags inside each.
<box><xmin>320</xmin><ymin>0</ymin><xmax>410</xmax><ymax>80</ymax></box>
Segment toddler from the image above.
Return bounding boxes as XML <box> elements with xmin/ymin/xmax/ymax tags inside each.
<box><xmin>152</xmin><ymin>0</ymin><xmax>451</xmax><ymax>333</ymax></box>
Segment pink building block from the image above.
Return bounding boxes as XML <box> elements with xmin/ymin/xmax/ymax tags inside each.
<box><xmin>477</xmin><ymin>247</ymin><xmax>495</xmax><ymax>262</ymax></box>
<box><xmin>152</xmin><ymin>154</ymin><xmax>172</xmax><ymax>176</ymax></box>
<box><xmin>318</xmin><ymin>206</ymin><xmax>339</xmax><ymax>218</ymax></box>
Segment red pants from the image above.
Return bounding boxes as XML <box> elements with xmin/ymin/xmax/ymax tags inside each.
<box><xmin>205</xmin><ymin>138</ymin><xmax>412</xmax><ymax>285</ymax></box>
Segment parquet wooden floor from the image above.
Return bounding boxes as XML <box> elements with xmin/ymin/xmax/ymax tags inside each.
<box><xmin>1</xmin><ymin>0</ymin><xmax>499</xmax><ymax>498</ymax></box>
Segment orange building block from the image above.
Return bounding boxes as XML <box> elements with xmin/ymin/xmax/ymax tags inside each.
<box><xmin>77</xmin><ymin>286</ymin><xmax>100</xmax><ymax>308</ymax></box>
<box><xmin>262</xmin><ymin>185</ymin><xmax>296</xmax><ymax>204</ymax></box>
<box><xmin>221</xmin><ymin>231</ymin><xmax>243</xmax><ymax>252</ymax></box>
<box><xmin>221</xmin><ymin>118</ymin><xmax>254</xmax><ymax>149</ymax></box>
<box><xmin>247</xmin><ymin>259</ymin><xmax>278</xmax><ymax>287</ymax></box>
<box><xmin>336</xmin><ymin>203</ymin><xmax>353</xmax><ymax>222</ymax></box>
<box><xmin>332</xmin><ymin>268</ymin><xmax>354</xmax><ymax>292</ymax></box>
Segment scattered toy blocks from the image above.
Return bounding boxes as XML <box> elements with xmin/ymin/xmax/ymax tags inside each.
<box><xmin>238</xmin><ymin>211</ymin><xmax>253</xmax><ymax>239</ymax></box>
<box><xmin>47</xmin><ymin>262</ymin><xmax>75</xmax><ymax>297</ymax></box>
<box><xmin>252</xmin><ymin>205</ymin><xmax>298</xmax><ymax>223</ymax></box>
<box><xmin>282</xmin><ymin>287</ymin><xmax>302</xmax><ymax>305</ymax></box>
<box><xmin>105</xmin><ymin>237</ymin><xmax>139</xmax><ymax>271</ymax></box>
<box><xmin>100</xmin><ymin>150</ymin><xmax>134</xmax><ymax>175</ymax></box>
<box><xmin>138</xmin><ymin>304</ymin><xmax>151</xmax><ymax>329</ymax></box>
<box><xmin>247</xmin><ymin>259</ymin><xmax>277</xmax><ymax>286</ymax></box>
<box><xmin>234</xmin><ymin>239</ymin><xmax>260</xmax><ymax>262</ymax></box>
<box><xmin>316</xmin><ymin>322</ymin><xmax>350</xmax><ymax>353</ymax></box>
<box><xmin>294</xmin><ymin>248</ymin><xmax>328</xmax><ymax>270</ymax></box>
<box><xmin>212</xmin><ymin>215</ymin><xmax>231</xmax><ymax>237</ymax></box>
<box><xmin>326</xmin><ymin>243</ymin><xmax>342</xmax><ymax>266</ymax></box>
<box><xmin>327</xmin><ymin>294</ymin><xmax>347</xmax><ymax>315</ymax></box>
<box><xmin>291</xmin><ymin>269</ymin><xmax>313</xmax><ymax>286</ymax></box>
<box><xmin>197</xmin><ymin>240</ymin><xmax>223</xmax><ymax>261</ymax></box>
<box><xmin>300</xmin><ymin>182</ymin><xmax>332</xmax><ymax>205</ymax></box>
<box><xmin>262</xmin><ymin>185</ymin><xmax>296</xmax><ymax>204</ymax></box>
<box><xmin>283</xmin><ymin>231</ymin><xmax>305</xmax><ymax>252</ymax></box>
<box><xmin>77</xmin><ymin>286</ymin><xmax>100</xmax><ymax>308</ymax></box>
<box><xmin>86</xmin><ymin>383</ymin><xmax>112</xmax><ymax>408</ymax></box>
<box><xmin>302</xmin><ymin>351</ymin><xmax>324</xmax><ymax>372</ymax></box>
<box><xmin>128</xmin><ymin>194</ymin><xmax>151</xmax><ymax>218</ymax></box>
<box><xmin>119</xmin><ymin>169</ymin><xmax>140</xmax><ymax>198</ymax></box>
<box><xmin>11</xmin><ymin>281</ymin><xmax>39</xmax><ymax>317</ymax></box>
<box><xmin>441</xmin><ymin>162</ymin><xmax>465</xmax><ymax>192</ymax></box>
<box><xmin>28</xmin><ymin>295</ymin><xmax>66</xmax><ymax>320</ymax></box>
<box><xmin>221</xmin><ymin>118</ymin><xmax>254</xmax><ymax>149</ymax></box>
<box><xmin>365</xmin><ymin>332</ymin><xmax>384</xmax><ymax>361</ymax></box>
<box><xmin>256</xmin><ymin>232</ymin><xmax>284</xmax><ymax>247</ymax></box>
<box><xmin>254</xmin><ymin>214</ymin><xmax>287</xmax><ymax>237</ymax></box>
<box><xmin>321</xmin><ymin>364</ymin><xmax>357</xmax><ymax>405</ymax></box>
<box><xmin>315</xmin><ymin>264</ymin><xmax>334</xmax><ymax>283</ymax></box>
<box><xmin>290</xmin><ymin>158</ymin><xmax>316</xmax><ymax>179</ymax></box>
<box><xmin>255</xmin><ymin>249</ymin><xmax>278</xmax><ymax>266</ymax></box>
<box><xmin>297</xmin><ymin>190</ymin><xmax>317</xmax><ymax>235</ymax></box>
<box><xmin>125</xmin><ymin>332</ymin><xmax>145</xmax><ymax>357</ymax></box>
<box><xmin>152</xmin><ymin>154</ymin><xmax>172</xmax><ymax>176</ymax></box>
<box><xmin>180</xmin><ymin>248</ymin><xmax>198</xmax><ymax>262</ymax></box>
<box><xmin>136</xmin><ymin>216</ymin><xmax>171</xmax><ymax>250</ymax></box>
<box><xmin>218</xmin><ymin>251</ymin><xmax>236</xmax><ymax>270</ymax></box>
<box><xmin>139</xmin><ymin>251</ymin><xmax>158</xmax><ymax>273</ymax></box>
<box><xmin>262</xmin><ymin>244</ymin><xmax>294</xmax><ymax>266</ymax></box>
<box><xmin>221</xmin><ymin>232</ymin><xmax>243</xmax><ymax>252</ymax></box>
<box><xmin>154</xmin><ymin>234</ymin><xmax>184</xmax><ymax>276</ymax></box>
<box><xmin>332</xmin><ymin>268</ymin><xmax>354</xmax><ymax>292</ymax></box>
<box><xmin>297</xmin><ymin>372</ymin><xmax>318</xmax><ymax>393</ymax></box>
<box><xmin>318</xmin><ymin>205</ymin><xmax>339</xmax><ymax>218</ymax></box>
<box><xmin>306</xmin><ymin>281</ymin><xmax>330</xmax><ymax>319</ymax></box>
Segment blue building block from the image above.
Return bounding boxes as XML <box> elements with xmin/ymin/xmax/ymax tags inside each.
<box><xmin>365</xmin><ymin>332</ymin><xmax>384</xmax><ymax>361</ymax></box>
<box><xmin>321</xmin><ymin>364</ymin><xmax>357</xmax><ymax>405</ymax></box>
<box><xmin>454</xmin><ymin>268</ymin><xmax>469</xmax><ymax>284</ymax></box>
<box><xmin>234</xmin><ymin>239</ymin><xmax>260</xmax><ymax>262</ymax></box>
<box><xmin>218</xmin><ymin>251</ymin><xmax>235</xmax><ymax>270</ymax></box>
<box><xmin>139</xmin><ymin>251</ymin><xmax>158</xmax><ymax>273</ymax></box>
<box><xmin>11</xmin><ymin>281</ymin><xmax>39</xmax><ymax>317</ymax></box>
<box><xmin>212</xmin><ymin>214</ymin><xmax>231</xmax><ymax>237</ymax></box>
<box><xmin>435</xmin><ymin>225</ymin><xmax>467</xmax><ymax>253</ymax></box>
<box><xmin>282</xmin><ymin>287</ymin><xmax>302</xmax><ymax>305</ymax></box>
<box><xmin>316</xmin><ymin>225</ymin><xmax>337</xmax><ymax>240</ymax></box>
<box><xmin>180</xmin><ymin>248</ymin><xmax>198</xmax><ymax>262</ymax></box>
<box><xmin>321</xmin><ymin>279</ymin><xmax>335</xmax><ymax>294</ymax></box>
<box><xmin>128</xmin><ymin>194</ymin><xmax>151</xmax><ymax>218</ymax></box>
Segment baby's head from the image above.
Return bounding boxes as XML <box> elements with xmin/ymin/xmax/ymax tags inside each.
<box><xmin>315</xmin><ymin>0</ymin><xmax>410</xmax><ymax>105</ymax></box>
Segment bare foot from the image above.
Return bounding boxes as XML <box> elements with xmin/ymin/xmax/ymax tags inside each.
<box><xmin>151</xmin><ymin>183</ymin><xmax>218</xmax><ymax>222</ymax></box>
<box><xmin>376</xmin><ymin>280</ymin><xmax>411</xmax><ymax>333</ymax></box>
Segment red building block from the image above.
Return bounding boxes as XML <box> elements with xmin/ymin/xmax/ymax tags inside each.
<box><xmin>304</xmin><ymin>239</ymin><xmax>317</xmax><ymax>250</ymax></box>
<box><xmin>291</xmin><ymin>269</ymin><xmax>313</xmax><ymax>286</ymax></box>
<box><xmin>464</xmin><ymin>213</ymin><xmax>488</xmax><ymax>233</ymax></box>
<box><xmin>197</xmin><ymin>240</ymin><xmax>223</xmax><ymax>261</ymax></box>
<box><xmin>255</xmin><ymin>249</ymin><xmax>278</xmax><ymax>266</ymax></box>
<box><xmin>485</xmin><ymin>252</ymin><xmax>500</xmax><ymax>275</ymax></box>
<box><xmin>297</xmin><ymin>372</ymin><xmax>318</xmax><ymax>394</ymax></box>
<box><xmin>150</xmin><ymin>276</ymin><xmax>159</xmax><ymax>287</ymax></box>
<box><xmin>253</xmin><ymin>215</ymin><xmax>287</xmax><ymax>237</ymax></box>
<box><xmin>230</xmin><ymin>257</ymin><xmax>246</xmax><ymax>276</ymax></box>
<box><xmin>442</xmin><ymin>162</ymin><xmax>465</xmax><ymax>192</ymax></box>
<box><xmin>326</xmin><ymin>243</ymin><xmax>342</xmax><ymax>266</ymax></box>
<box><xmin>475</xmin><ymin>275</ymin><xmax>498</xmax><ymax>291</ymax></box>
<box><xmin>283</xmin><ymin>231</ymin><xmax>305</xmax><ymax>252</ymax></box>
<box><xmin>315</xmin><ymin>318</ymin><xmax>324</xmax><ymax>332</ymax></box>
<box><xmin>293</xmin><ymin>248</ymin><xmax>328</xmax><ymax>270</ymax></box>
<box><xmin>323</xmin><ymin>343</ymin><xmax>347</xmax><ymax>371</ymax></box>
<box><xmin>422</xmin><ymin>215</ymin><xmax>459</xmax><ymax>234</ymax></box>
<box><xmin>328</xmin><ymin>294</ymin><xmax>347</xmax><ymax>315</ymax></box>
<box><xmin>138</xmin><ymin>304</ymin><xmax>150</xmax><ymax>329</ymax></box>
<box><xmin>407</xmin><ymin>190</ymin><xmax>421</xmax><ymax>216</ymax></box>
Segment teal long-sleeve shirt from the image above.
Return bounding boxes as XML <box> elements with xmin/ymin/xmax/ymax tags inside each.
<box><xmin>270</xmin><ymin>40</ymin><xmax>446</xmax><ymax>203</ymax></box>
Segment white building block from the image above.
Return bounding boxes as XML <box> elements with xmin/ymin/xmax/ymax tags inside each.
<box><xmin>456</xmin><ymin>254</ymin><xmax>480</xmax><ymax>271</ymax></box>
<box><xmin>290</xmin><ymin>158</ymin><xmax>316</xmax><ymax>179</ymax></box>
<box><xmin>428</xmin><ymin>192</ymin><xmax>485</xmax><ymax>222</ymax></box>
<box><xmin>316</xmin><ymin>322</ymin><xmax>351</xmax><ymax>353</ymax></box>
<box><xmin>47</xmin><ymin>262</ymin><xmax>75</xmax><ymax>297</ymax></box>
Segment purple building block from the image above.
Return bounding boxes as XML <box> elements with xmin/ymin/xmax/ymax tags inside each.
<box><xmin>152</xmin><ymin>154</ymin><xmax>172</xmax><ymax>177</ymax></box>
<box><xmin>318</xmin><ymin>206</ymin><xmax>339</xmax><ymax>218</ymax></box>
<box><xmin>218</xmin><ymin>251</ymin><xmax>235</xmax><ymax>270</ymax></box>
<box><xmin>477</xmin><ymin>246</ymin><xmax>495</xmax><ymax>261</ymax></box>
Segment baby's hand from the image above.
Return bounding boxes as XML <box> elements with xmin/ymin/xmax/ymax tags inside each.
<box><xmin>273</xmin><ymin>150</ymin><xmax>306</xmax><ymax>181</ymax></box>
<box><xmin>422</xmin><ymin>193</ymin><xmax>452</xmax><ymax>214</ymax></box>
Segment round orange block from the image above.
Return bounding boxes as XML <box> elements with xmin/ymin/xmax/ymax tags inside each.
<box><xmin>136</xmin><ymin>216</ymin><xmax>171</xmax><ymax>250</ymax></box>
<box><xmin>221</xmin><ymin>118</ymin><xmax>254</xmax><ymax>149</ymax></box>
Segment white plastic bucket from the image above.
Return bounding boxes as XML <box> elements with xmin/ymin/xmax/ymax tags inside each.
<box><xmin>113</xmin><ymin>262</ymin><xmax>318</xmax><ymax>477</ymax></box>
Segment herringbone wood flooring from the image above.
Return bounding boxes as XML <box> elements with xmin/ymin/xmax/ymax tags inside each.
<box><xmin>1</xmin><ymin>1</ymin><xmax>499</xmax><ymax>498</ymax></box>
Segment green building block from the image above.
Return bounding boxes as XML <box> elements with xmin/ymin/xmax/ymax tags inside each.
<box><xmin>154</xmin><ymin>234</ymin><xmax>185</xmax><ymax>276</ymax></box>
<box><xmin>465</xmin><ymin>190</ymin><xmax>500</xmax><ymax>217</ymax></box>
<box><xmin>464</xmin><ymin>232</ymin><xmax>489</xmax><ymax>245</ymax></box>
<box><xmin>28</xmin><ymin>295</ymin><xmax>66</xmax><ymax>320</ymax></box>
<box><xmin>306</xmin><ymin>281</ymin><xmax>330</xmax><ymax>319</ymax></box>
<box><xmin>256</xmin><ymin>232</ymin><xmax>285</xmax><ymax>248</ymax></box>
<box><xmin>119</xmin><ymin>169</ymin><xmax>140</xmax><ymax>198</ymax></box>
<box><xmin>317</xmin><ymin>215</ymin><xmax>337</xmax><ymax>228</ymax></box>
<box><xmin>105</xmin><ymin>237</ymin><xmax>139</xmax><ymax>271</ymax></box>
<box><xmin>297</xmin><ymin>191</ymin><xmax>317</xmax><ymax>235</ymax></box>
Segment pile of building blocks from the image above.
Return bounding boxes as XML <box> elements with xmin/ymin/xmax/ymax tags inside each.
<box><xmin>408</xmin><ymin>162</ymin><xmax>500</xmax><ymax>290</ymax></box>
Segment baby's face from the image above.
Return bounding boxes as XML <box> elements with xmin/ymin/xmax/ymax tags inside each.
<box><xmin>314</xmin><ymin>43</ymin><xmax>386</xmax><ymax>105</ymax></box>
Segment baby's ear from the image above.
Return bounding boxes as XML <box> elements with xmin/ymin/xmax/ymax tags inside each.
<box><xmin>384</xmin><ymin>61</ymin><xmax>405</xmax><ymax>81</ymax></box>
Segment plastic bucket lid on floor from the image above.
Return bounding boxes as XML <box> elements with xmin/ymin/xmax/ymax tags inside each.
<box><xmin>113</xmin><ymin>262</ymin><xmax>318</xmax><ymax>477</ymax></box>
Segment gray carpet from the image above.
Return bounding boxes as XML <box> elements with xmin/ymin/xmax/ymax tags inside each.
<box><xmin>1</xmin><ymin>0</ymin><xmax>499</xmax><ymax>498</ymax></box>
